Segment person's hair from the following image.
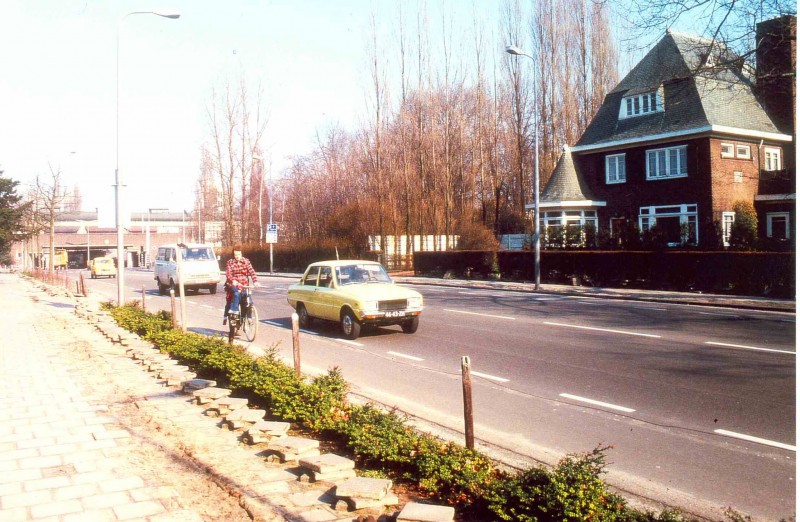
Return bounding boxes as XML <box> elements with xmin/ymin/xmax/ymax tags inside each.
<box><xmin>233</xmin><ymin>245</ymin><xmax>243</xmax><ymax>253</ymax></box>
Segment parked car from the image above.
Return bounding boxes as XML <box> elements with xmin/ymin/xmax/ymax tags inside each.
<box><xmin>287</xmin><ymin>260</ymin><xmax>423</xmax><ymax>340</ymax></box>
<box><xmin>90</xmin><ymin>257</ymin><xmax>117</xmax><ymax>279</ymax></box>
<box><xmin>154</xmin><ymin>243</ymin><xmax>220</xmax><ymax>295</ymax></box>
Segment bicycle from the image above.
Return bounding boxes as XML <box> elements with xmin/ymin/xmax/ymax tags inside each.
<box><xmin>227</xmin><ymin>285</ymin><xmax>258</xmax><ymax>343</ymax></box>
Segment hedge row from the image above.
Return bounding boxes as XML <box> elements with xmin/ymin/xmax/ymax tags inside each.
<box><xmin>108</xmin><ymin>303</ymin><xmax>691</xmax><ymax>521</ymax></box>
<box><xmin>414</xmin><ymin>250</ymin><xmax>796</xmax><ymax>297</ymax></box>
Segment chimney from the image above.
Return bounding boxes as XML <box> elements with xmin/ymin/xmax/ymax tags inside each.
<box><xmin>756</xmin><ymin>15</ymin><xmax>796</xmax><ymax>136</ymax></box>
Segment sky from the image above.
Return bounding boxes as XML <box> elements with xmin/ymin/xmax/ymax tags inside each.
<box><xmin>2</xmin><ymin>0</ymin><xmax>503</xmax><ymax>226</ymax></box>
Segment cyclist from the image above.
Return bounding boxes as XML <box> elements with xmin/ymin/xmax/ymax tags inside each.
<box><xmin>225</xmin><ymin>247</ymin><xmax>258</xmax><ymax>321</ymax></box>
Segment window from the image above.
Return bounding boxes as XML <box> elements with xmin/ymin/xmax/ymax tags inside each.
<box><xmin>735</xmin><ymin>144</ymin><xmax>751</xmax><ymax>159</ymax></box>
<box><xmin>764</xmin><ymin>147</ymin><xmax>782</xmax><ymax>171</ymax></box>
<box><xmin>646</xmin><ymin>145</ymin><xmax>688</xmax><ymax>180</ymax></box>
<box><xmin>302</xmin><ymin>267</ymin><xmax>319</xmax><ymax>286</ymax></box>
<box><xmin>733</xmin><ymin>171</ymin><xmax>743</xmax><ymax>183</ymax></box>
<box><xmin>605</xmin><ymin>154</ymin><xmax>626</xmax><ymax>184</ymax></box>
<box><xmin>720</xmin><ymin>143</ymin><xmax>734</xmax><ymax>158</ymax></box>
<box><xmin>621</xmin><ymin>91</ymin><xmax>662</xmax><ymax>118</ymax></box>
<box><xmin>767</xmin><ymin>213</ymin><xmax>790</xmax><ymax>239</ymax></box>
<box><xmin>722</xmin><ymin>212</ymin><xmax>735</xmax><ymax>246</ymax></box>
<box><xmin>541</xmin><ymin>210</ymin><xmax>598</xmax><ymax>247</ymax></box>
<box><xmin>639</xmin><ymin>204</ymin><xmax>698</xmax><ymax>245</ymax></box>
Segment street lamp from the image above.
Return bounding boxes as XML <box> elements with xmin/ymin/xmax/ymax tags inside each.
<box><xmin>115</xmin><ymin>10</ymin><xmax>180</xmax><ymax>306</ymax></box>
<box><xmin>253</xmin><ymin>155</ymin><xmax>274</xmax><ymax>273</ymax></box>
<box><xmin>505</xmin><ymin>45</ymin><xmax>541</xmax><ymax>290</ymax></box>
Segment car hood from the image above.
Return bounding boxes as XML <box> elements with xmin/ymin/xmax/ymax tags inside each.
<box><xmin>336</xmin><ymin>283</ymin><xmax>421</xmax><ymax>301</ymax></box>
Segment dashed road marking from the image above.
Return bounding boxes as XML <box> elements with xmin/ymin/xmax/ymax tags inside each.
<box><xmin>387</xmin><ymin>351</ymin><xmax>424</xmax><ymax>362</ymax></box>
<box><xmin>559</xmin><ymin>393</ymin><xmax>636</xmax><ymax>413</ymax></box>
<box><xmin>544</xmin><ymin>322</ymin><xmax>661</xmax><ymax>338</ymax></box>
<box><xmin>443</xmin><ymin>309</ymin><xmax>515</xmax><ymax>320</ymax></box>
<box><xmin>338</xmin><ymin>339</ymin><xmax>364</xmax><ymax>347</ymax></box>
<box><xmin>471</xmin><ymin>371</ymin><xmax>510</xmax><ymax>383</ymax></box>
<box><xmin>714</xmin><ymin>429</ymin><xmax>796</xmax><ymax>452</ymax></box>
<box><xmin>704</xmin><ymin>341</ymin><xmax>795</xmax><ymax>355</ymax></box>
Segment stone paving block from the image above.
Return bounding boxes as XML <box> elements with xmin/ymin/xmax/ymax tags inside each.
<box><xmin>243</xmin><ymin>420</ymin><xmax>290</xmax><ymax>444</ymax></box>
<box><xmin>205</xmin><ymin>396</ymin><xmax>248</xmax><ymax>417</ymax></box>
<box><xmin>224</xmin><ymin>408</ymin><xmax>265</xmax><ymax>430</ymax></box>
<box><xmin>265</xmin><ymin>436</ymin><xmax>321</xmax><ymax>463</ymax></box>
<box><xmin>156</xmin><ymin>365</ymin><xmax>189</xmax><ymax>378</ymax></box>
<box><xmin>193</xmin><ymin>386</ymin><xmax>231</xmax><ymax>405</ymax></box>
<box><xmin>396</xmin><ymin>502</ymin><xmax>456</xmax><ymax>522</ymax></box>
<box><xmin>182</xmin><ymin>378</ymin><xmax>217</xmax><ymax>393</ymax></box>
<box><xmin>334</xmin><ymin>493</ymin><xmax>399</xmax><ymax>512</ymax></box>
<box><xmin>298</xmin><ymin>454</ymin><xmax>356</xmax><ymax>482</ymax></box>
<box><xmin>335</xmin><ymin>477</ymin><xmax>392</xmax><ymax>501</ymax></box>
<box><xmin>164</xmin><ymin>371</ymin><xmax>197</xmax><ymax>387</ymax></box>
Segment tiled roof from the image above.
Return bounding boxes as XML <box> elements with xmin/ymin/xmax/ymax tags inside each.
<box><xmin>576</xmin><ymin>31</ymin><xmax>781</xmax><ymax>148</ymax></box>
<box><xmin>540</xmin><ymin>147</ymin><xmax>599</xmax><ymax>203</ymax></box>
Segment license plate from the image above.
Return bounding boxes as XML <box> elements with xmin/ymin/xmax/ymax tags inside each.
<box><xmin>385</xmin><ymin>311</ymin><xmax>405</xmax><ymax>318</ymax></box>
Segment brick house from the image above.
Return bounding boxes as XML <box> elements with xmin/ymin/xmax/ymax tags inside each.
<box><xmin>537</xmin><ymin>16</ymin><xmax>795</xmax><ymax>248</ymax></box>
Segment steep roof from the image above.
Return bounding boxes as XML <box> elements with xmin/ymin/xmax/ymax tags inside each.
<box><xmin>540</xmin><ymin>146</ymin><xmax>601</xmax><ymax>205</ymax></box>
<box><xmin>576</xmin><ymin>30</ymin><xmax>784</xmax><ymax>149</ymax></box>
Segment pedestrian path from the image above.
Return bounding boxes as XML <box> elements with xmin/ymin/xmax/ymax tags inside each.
<box><xmin>0</xmin><ymin>275</ymin><xmax>208</xmax><ymax>521</ymax></box>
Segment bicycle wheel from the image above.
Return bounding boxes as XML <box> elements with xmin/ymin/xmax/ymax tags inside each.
<box><xmin>242</xmin><ymin>303</ymin><xmax>258</xmax><ymax>342</ymax></box>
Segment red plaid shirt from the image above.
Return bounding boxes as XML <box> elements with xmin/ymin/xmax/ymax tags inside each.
<box><xmin>225</xmin><ymin>257</ymin><xmax>257</xmax><ymax>288</ymax></box>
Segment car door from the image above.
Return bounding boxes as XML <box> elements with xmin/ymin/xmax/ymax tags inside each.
<box><xmin>297</xmin><ymin>267</ymin><xmax>322</xmax><ymax>316</ymax></box>
<box><xmin>315</xmin><ymin>266</ymin><xmax>338</xmax><ymax>321</ymax></box>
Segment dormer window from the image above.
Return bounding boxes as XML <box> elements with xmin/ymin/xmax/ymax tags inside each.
<box><xmin>620</xmin><ymin>91</ymin><xmax>663</xmax><ymax>119</ymax></box>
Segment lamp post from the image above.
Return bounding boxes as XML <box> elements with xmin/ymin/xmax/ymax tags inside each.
<box><xmin>116</xmin><ymin>10</ymin><xmax>180</xmax><ymax>306</ymax></box>
<box><xmin>253</xmin><ymin>155</ymin><xmax>274</xmax><ymax>273</ymax></box>
<box><xmin>505</xmin><ymin>45</ymin><xmax>541</xmax><ymax>290</ymax></box>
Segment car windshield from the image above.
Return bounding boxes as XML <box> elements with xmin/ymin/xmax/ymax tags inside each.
<box><xmin>336</xmin><ymin>263</ymin><xmax>392</xmax><ymax>285</ymax></box>
<box><xmin>181</xmin><ymin>247</ymin><xmax>213</xmax><ymax>261</ymax></box>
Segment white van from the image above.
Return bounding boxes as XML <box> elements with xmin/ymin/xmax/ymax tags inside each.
<box><xmin>154</xmin><ymin>243</ymin><xmax>220</xmax><ymax>295</ymax></box>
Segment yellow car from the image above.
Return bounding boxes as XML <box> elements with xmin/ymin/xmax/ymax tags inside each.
<box><xmin>287</xmin><ymin>260</ymin><xmax>423</xmax><ymax>340</ymax></box>
<box><xmin>90</xmin><ymin>257</ymin><xmax>117</xmax><ymax>279</ymax></box>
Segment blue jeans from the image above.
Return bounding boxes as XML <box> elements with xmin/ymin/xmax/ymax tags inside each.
<box><xmin>229</xmin><ymin>287</ymin><xmax>247</xmax><ymax>315</ymax></box>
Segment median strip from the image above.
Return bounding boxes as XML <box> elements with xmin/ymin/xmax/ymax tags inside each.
<box><xmin>559</xmin><ymin>393</ymin><xmax>636</xmax><ymax>413</ymax></box>
<box><xmin>544</xmin><ymin>322</ymin><xmax>661</xmax><ymax>338</ymax></box>
<box><xmin>714</xmin><ymin>429</ymin><xmax>796</xmax><ymax>452</ymax></box>
<box><xmin>704</xmin><ymin>341</ymin><xmax>795</xmax><ymax>355</ymax></box>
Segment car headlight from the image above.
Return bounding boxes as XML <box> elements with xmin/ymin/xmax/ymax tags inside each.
<box><xmin>361</xmin><ymin>301</ymin><xmax>379</xmax><ymax>312</ymax></box>
<box><xmin>407</xmin><ymin>297</ymin><xmax>422</xmax><ymax>308</ymax></box>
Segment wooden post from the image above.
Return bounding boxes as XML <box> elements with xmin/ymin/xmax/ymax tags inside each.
<box><xmin>169</xmin><ymin>288</ymin><xmax>178</xmax><ymax>329</ymax></box>
<box><xmin>141</xmin><ymin>285</ymin><xmax>146</xmax><ymax>312</ymax></box>
<box><xmin>79</xmin><ymin>271</ymin><xmax>86</xmax><ymax>296</ymax></box>
<box><xmin>461</xmin><ymin>356</ymin><xmax>475</xmax><ymax>450</ymax></box>
<box><xmin>291</xmin><ymin>312</ymin><xmax>301</xmax><ymax>377</ymax></box>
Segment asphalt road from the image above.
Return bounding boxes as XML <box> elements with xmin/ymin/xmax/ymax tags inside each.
<box><xmin>82</xmin><ymin>269</ymin><xmax>796</xmax><ymax>521</ymax></box>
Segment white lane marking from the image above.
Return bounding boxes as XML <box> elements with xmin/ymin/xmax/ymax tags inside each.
<box><xmin>576</xmin><ymin>301</ymin><xmax>603</xmax><ymax>306</ymax></box>
<box><xmin>704</xmin><ymin>341</ymin><xmax>795</xmax><ymax>355</ymax></box>
<box><xmin>338</xmin><ymin>339</ymin><xmax>364</xmax><ymax>347</ymax></box>
<box><xmin>544</xmin><ymin>322</ymin><xmax>661</xmax><ymax>338</ymax></box>
<box><xmin>387</xmin><ymin>351</ymin><xmax>424</xmax><ymax>362</ymax></box>
<box><xmin>200</xmin><ymin>304</ymin><xmax>215</xmax><ymax>309</ymax></box>
<box><xmin>471</xmin><ymin>371</ymin><xmax>510</xmax><ymax>383</ymax></box>
<box><xmin>265</xmin><ymin>320</ymin><xmax>283</xmax><ymax>327</ymax></box>
<box><xmin>699</xmin><ymin>311</ymin><xmax>739</xmax><ymax>318</ymax></box>
<box><xmin>443</xmin><ymin>309</ymin><xmax>515</xmax><ymax>320</ymax></box>
<box><xmin>714</xmin><ymin>429</ymin><xmax>796</xmax><ymax>452</ymax></box>
<box><xmin>559</xmin><ymin>393</ymin><xmax>636</xmax><ymax>413</ymax></box>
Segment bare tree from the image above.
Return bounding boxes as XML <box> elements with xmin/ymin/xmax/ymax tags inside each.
<box><xmin>33</xmin><ymin>164</ymin><xmax>69</xmax><ymax>272</ymax></box>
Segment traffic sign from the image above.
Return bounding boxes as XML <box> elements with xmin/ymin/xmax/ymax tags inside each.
<box><xmin>266</xmin><ymin>223</ymin><xmax>278</xmax><ymax>244</ymax></box>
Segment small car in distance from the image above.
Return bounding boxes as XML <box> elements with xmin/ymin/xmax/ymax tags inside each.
<box><xmin>90</xmin><ymin>257</ymin><xmax>117</xmax><ymax>279</ymax></box>
<box><xmin>287</xmin><ymin>260</ymin><xmax>423</xmax><ymax>340</ymax></box>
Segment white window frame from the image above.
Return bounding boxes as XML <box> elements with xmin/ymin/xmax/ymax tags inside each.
<box><xmin>764</xmin><ymin>147</ymin><xmax>782</xmax><ymax>171</ymax></box>
<box><xmin>722</xmin><ymin>211</ymin><xmax>735</xmax><ymax>246</ymax></box>
<box><xmin>735</xmin><ymin>144</ymin><xmax>751</xmax><ymax>159</ymax></box>
<box><xmin>646</xmin><ymin>145</ymin><xmax>688</xmax><ymax>180</ymax></box>
<box><xmin>720</xmin><ymin>143</ymin><xmax>735</xmax><ymax>158</ymax></box>
<box><xmin>766</xmin><ymin>212</ymin><xmax>791</xmax><ymax>239</ymax></box>
<box><xmin>620</xmin><ymin>91</ymin><xmax>663</xmax><ymax>119</ymax></box>
<box><xmin>605</xmin><ymin>154</ymin><xmax>626</xmax><ymax>184</ymax></box>
<box><xmin>541</xmin><ymin>210</ymin><xmax>599</xmax><ymax>247</ymax></box>
<box><xmin>638</xmin><ymin>204</ymin><xmax>698</xmax><ymax>246</ymax></box>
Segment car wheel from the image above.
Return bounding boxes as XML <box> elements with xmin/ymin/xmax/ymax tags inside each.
<box><xmin>170</xmin><ymin>279</ymin><xmax>181</xmax><ymax>296</ymax></box>
<box><xmin>297</xmin><ymin>303</ymin><xmax>312</xmax><ymax>328</ymax></box>
<box><xmin>209</xmin><ymin>284</ymin><xmax>217</xmax><ymax>295</ymax></box>
<box><xmin>157</xmin><ymin>280</ymin><xmax>166</xmax><ymax>295</ymax></box>
<box><xmin>340</xmin><ymin>309</ymin><xmax>361</xmax><ymax>340</ymax></box>
<box><xmin>401</xmin><ymin>316</ymin><xmax>419</xmax><ymax>334</ymax></box>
